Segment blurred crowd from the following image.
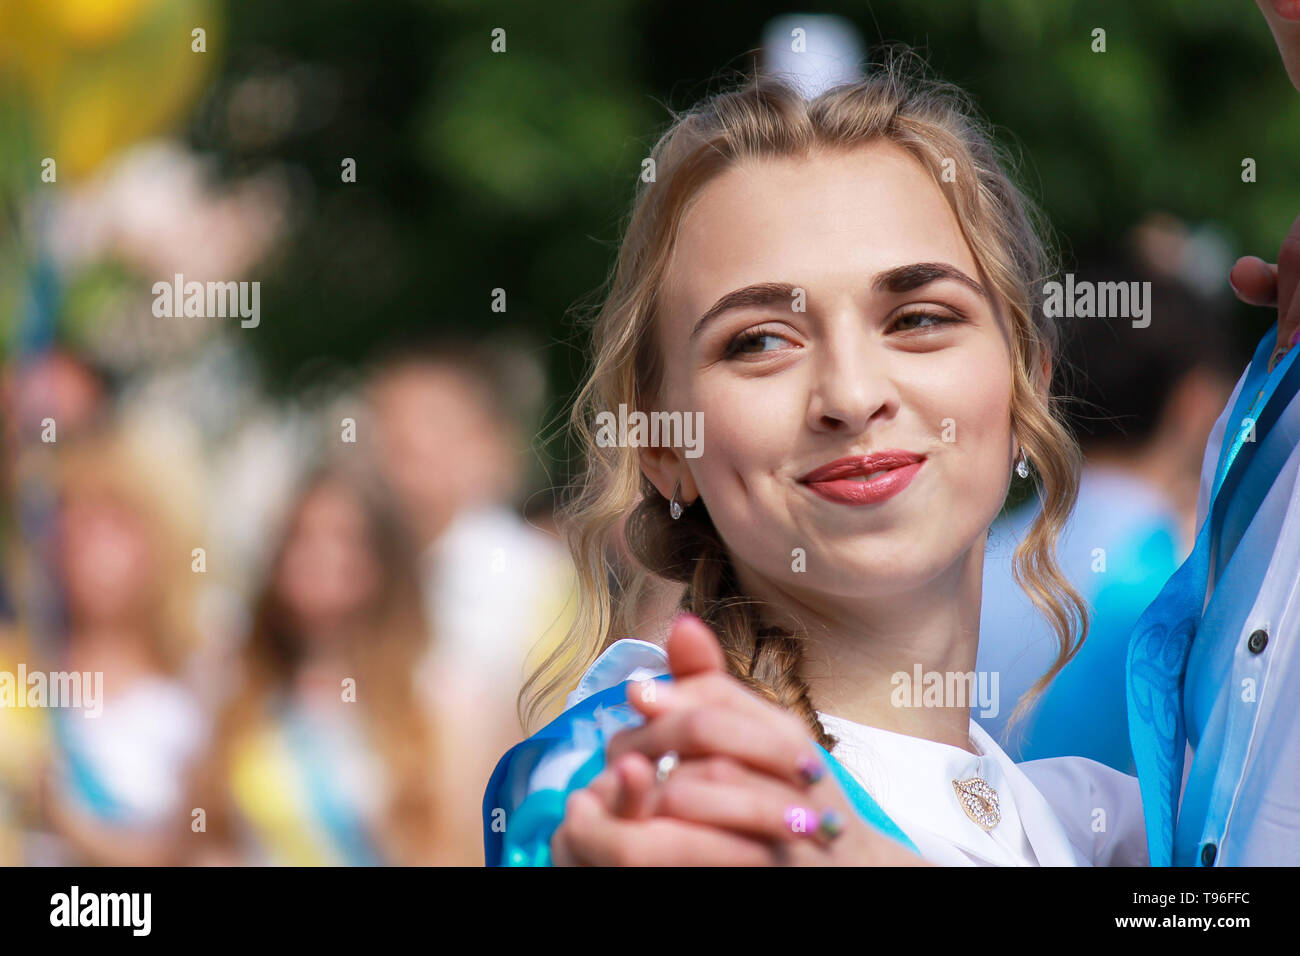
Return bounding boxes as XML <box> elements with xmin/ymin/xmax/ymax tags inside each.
<box><xmin>0</xmin><ymin>338</ymin><xmax>577</xmax><ymax>865</ymax></box>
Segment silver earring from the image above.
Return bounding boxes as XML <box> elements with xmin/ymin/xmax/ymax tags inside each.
<box><xmin>669</xmin><ymin>479</ymin><xmax>685</xmax><ymax>520</ymax></box>
<box><xmin>1015</xmin><ymin>451</ymin><xmax>1030</xmax><ymax>479</ymax></box>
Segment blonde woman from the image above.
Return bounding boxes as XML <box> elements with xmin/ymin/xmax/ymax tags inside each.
<box><xmin>28</xmin><ymin>430</ymin><xmax>208</xmax><ymax>865</ymax></box>
<box><xmin>483</xmin><ymin>51</ymin><xmax>1156</xmax><ymax>867</ymax></box>
<box><xmin>486</xmin><ymin>46</ymin><xmax>1300</xmax><ymax>865</ymax></box>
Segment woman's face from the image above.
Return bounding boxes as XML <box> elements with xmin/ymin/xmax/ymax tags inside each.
<box><xmin>651</xmin><ymin>142</ymin><xmax>1017</xmax><ymax>603</ymax></box>
<box><xmin>275</xmin><ymin>482</ymin><xmax>385</xmax><ymax>636</ymax></box>
<box><xmin>59</xmin><ymin>492</ymin><xmax>157</xmax><ymax>624</ymax></box>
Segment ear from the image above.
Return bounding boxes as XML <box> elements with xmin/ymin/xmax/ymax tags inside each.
<box><xmin>638</xmin><ymin>444</ymin><xmax>698</xmax><ymax>508</ymax></box>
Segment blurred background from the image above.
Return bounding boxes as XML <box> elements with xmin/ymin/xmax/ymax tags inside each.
<box><xmin>0</xmin><ymin>0</ymin><xmax>1296</xmax><ymax>864</ymax></box>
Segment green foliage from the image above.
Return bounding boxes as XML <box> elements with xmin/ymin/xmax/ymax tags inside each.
<box><xmin>7</xmin><ymin>0</ymin><xmax>1299</xmax><ymax>474</ymax></box>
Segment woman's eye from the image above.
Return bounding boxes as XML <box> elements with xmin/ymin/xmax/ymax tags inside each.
<box><xmin>724</xmin><ymin>329</ymin><xmax>794</xmax><ymax>358</ymax></box>
<box><xmin>891</xmin><ymin>311</ymin><xmax>960</xmax><ymax>333</ymax></box>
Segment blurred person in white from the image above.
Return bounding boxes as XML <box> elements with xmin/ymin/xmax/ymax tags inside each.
<box><xmin>365</xmin><ymin>343</ymin><xmax>577</xmax><ymax>837</ymax></box>
<box><xmin>19</xmin><ymin>428</ymin><xmax>207</xmax><ymax>865</ymax></box>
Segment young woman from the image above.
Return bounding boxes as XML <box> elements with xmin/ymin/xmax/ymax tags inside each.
<box><xmin>25</xmin><ymin>430</ymin><xmax>207</xmax><ymax>865</ymax></box>
<box><xmin>186</xmin><ymin>464</ymin><xmax>464</xmax><ymax>864</ymax></box>
<box><xmin>484</xmin><ymin>50</ymin><xmax>1299</xmax><ymax>866</ymax></box>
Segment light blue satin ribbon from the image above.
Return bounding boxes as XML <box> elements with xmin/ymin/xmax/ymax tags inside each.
<box><xmin>281</xmin><ymin>705</ymin><xmax>383</xmax><ymax>866</ymax></box>
<box><xmin>1127</xmin><ymin>325</ymin><xmax>1300</xmax><ymax>867</ymax></box>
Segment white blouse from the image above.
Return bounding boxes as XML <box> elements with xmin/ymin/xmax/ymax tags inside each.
<box><xmin>818</xmin><ymin>712</ymin><xmax>1146</xmax><ymax>866</ymax></box>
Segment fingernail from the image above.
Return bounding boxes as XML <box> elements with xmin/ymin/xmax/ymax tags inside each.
<box><xmin>796</xmin><ymin>754</ymin><xmax>825</xmax><ymax>785</ymax></box>
<box><xmin>784</xmin><ymin>806</ymin><xmax>819</xmax><ymax>835</ymax></box>
<box><xmin>1290</xmin><ymin>328</ymin><xmax>1300</xmax><ymax>347</ymax></box>
<box><xmin>673</xmin><ymin>611</ymin><xmax>702</xmax><ymax>627</ymax></box>
<box><xmin>815</xmin><ymin>808</ymin><xmax>845</xmax><ymax>843</ymax></box>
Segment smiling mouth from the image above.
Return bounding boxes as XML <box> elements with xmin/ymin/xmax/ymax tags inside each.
<box><xmin>798</xmin><ymin>451</ymin><xmax>926</xmax><ymax>506</ymax></box>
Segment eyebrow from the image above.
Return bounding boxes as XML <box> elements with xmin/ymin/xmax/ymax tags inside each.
<box><xmin>871</xmin><ymin>262</ymin><xmax>988</xmax><ymax>299</ymax></box>
<box><xmin>690</xmin><ymin>263</ymin><xmax>987</xmax><ymax>339</ymax></box>
<box><xmin>690</xmin><ymin>282</ymin><xmax>797</xmax><ymax>339</ymax></box>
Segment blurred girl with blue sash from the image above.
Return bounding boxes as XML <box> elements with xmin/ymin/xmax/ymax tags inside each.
<box><xmin>187</xmin><ymin>464</ymin><xmax>459</xmax><ymax>865</ymax></box>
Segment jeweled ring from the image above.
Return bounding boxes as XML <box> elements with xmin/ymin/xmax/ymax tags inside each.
<box><xmin>655</xmin><ymin>750</ymin><xmax>680</xmax><ymax>784</ymax></box>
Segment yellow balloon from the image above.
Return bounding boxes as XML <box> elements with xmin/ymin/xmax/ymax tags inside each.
<box><xmin>0</xmin><ymin>0</ymin><xmax>219</xmax><ymax>180</ymax></box>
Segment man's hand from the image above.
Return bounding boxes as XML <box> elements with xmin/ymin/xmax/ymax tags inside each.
<box><xmin>1230</xmin><ymin>211</ymin><xmax>1300</xmax><ymax>369</ymax></box>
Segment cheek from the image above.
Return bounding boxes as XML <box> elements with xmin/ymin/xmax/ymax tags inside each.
<box><xmin>923</xmin><ymin>351</ymin><xmax>1014</xmax><ymax>507</ymax></box>
<box><xmin>688</xmin><ymin>378</ymin><xmax>802</xmax><ymax>497</ymax></box>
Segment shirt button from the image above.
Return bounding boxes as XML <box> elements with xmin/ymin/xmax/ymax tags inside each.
<box><xmin>1247</xmin><ymin>629</ymin><xmax>1268</xmax><ymax>654</ymax></box>
<box><xmin>1201</xmin><ymin>843</ymin><xmax>1217</xmax><ymax>866</ymax></box>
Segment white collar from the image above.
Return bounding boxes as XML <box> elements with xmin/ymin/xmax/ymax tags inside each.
<box><xmin>567</xmin><ymin>640</ymin><xmax>1085</xmax><ymax>865</ymax></box>
<box><xmin>818</xmin><ymin>712</ymin><xmax>1084</xmax><ymax>866</ymax></box>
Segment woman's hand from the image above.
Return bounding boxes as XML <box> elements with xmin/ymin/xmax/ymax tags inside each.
<box><xmin>1230</xmin><ymin>211</ymin><xmax>1300</xmax><ymax>368</ymax></box>
<box><xmin>550</xmin><ymin>614</ymin><xmax>928</xmax><ymax>866</ymax></box>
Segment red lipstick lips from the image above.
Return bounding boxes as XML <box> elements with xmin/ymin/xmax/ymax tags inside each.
<box><xmin>798</xmin><ymin>450</ymin><xmax>925</xmax><ymax>506</ymax></box>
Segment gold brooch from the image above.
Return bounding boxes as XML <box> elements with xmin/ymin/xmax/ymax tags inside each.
<box><xmin>952</xmin><ymin>777</ymin><xmax>1001</xmax><ymax>831</ymax></box>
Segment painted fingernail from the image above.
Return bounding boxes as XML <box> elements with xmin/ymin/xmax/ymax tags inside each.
<box><xmin>815</xmin><ymin>808</ymin><xmax>845</xmax><ymax>844</ymax></box>
<box><xmin>796</xmin><ymin>754</ymin><xmax>825</xmax><ymax>785</ymax></box>
<box><xmin>784</xmin><ymin>806</ymin><xmax>819</xmax><ymax>835</ymax></box>
<box><xmin>1290</xmin><ymin>328</ymin><xmax>1300</xmax><ymax>347</ymax></box>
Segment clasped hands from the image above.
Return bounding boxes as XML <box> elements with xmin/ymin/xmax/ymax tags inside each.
<box><xmin>551</xmin><ymin>613</ymin><xmax>927</xmax><ymax>866</ymax></box>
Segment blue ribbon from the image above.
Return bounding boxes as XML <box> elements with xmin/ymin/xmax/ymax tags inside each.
<box><xmin>281</xmin><ymin>705</ymin><xmax>383</xmax><ymax>866</ymax></box>
<box><xmin>1127</xmin><ymin>325</ymin><xmax>1300</xmax><ymax>866</ymax></box>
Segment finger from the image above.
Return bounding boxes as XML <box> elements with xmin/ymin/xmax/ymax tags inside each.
<box><xmin>666</xmin><ymin>612</ymin><xmax>728</xmax><ymax>678</ymax></box>
<box><xmin>1279</xmin><ymin>214</ymin><xmax>1300</xmax><ymax>349</ymax></box>
<box><xmin>1278</xmin><ymin>212</ymin><xmax>1300</xmax><ymax>326</ymax></box>
<box><xmin>628</xmin><ymin>667</ymin><xmax>785</xmax><ymax>726</ymax></box>
<box><xmin>654</xmin><ymin>775</ymin><xmax>843</xmax><ymax>845</ymax></box>
<box><xmin>561</xmin><ymin>790</ymin><xmax>775</xmax><ymax>866</ymax></box>
<box><xmin>611</xmin><ymin>752</ymin><xmax>656</xmax><ymax>819</ymax></box>
<box><xmin>551</xmin><ymin>820</ymin><xmax>580</xmax><ymax>866</ymax></box>
<box><xmin>629</xmin><ymin>753</ymin><xmax>822</xmax><ymax>820</ymax></box>
<box><xmin>1230</xmin><ymin>256</ymin><xmax>1278</xmax><ymax>307</ymax></box>
<box><xmin>607</xmin><ymin>704</ymin><xmax>824</xmax><ymax>788</ymax></box>
<box><xmin>584</xmin><ymin>768</ymin><xmax>620</xmax><ymax>809</ymax></box>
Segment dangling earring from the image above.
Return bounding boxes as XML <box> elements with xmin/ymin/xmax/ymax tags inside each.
<box><xmin>1015</xmin><ymin>449</ymin><xmax>1030</xmax><ymax>479</ymax></box>
<box><xmin>669</xmin><ymin>479</ymin><xmax>687</xmax><ymax>519</ymax></box>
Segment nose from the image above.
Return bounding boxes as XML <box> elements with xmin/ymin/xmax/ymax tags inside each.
<box><xmin>805</xmin><ymin>321</ymin><xmax>899</xmax><ymax>435</ymax></box>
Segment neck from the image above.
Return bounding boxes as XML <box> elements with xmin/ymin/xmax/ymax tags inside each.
<box><xmin>734</xmin><ymin>541</ymin><xmax>985</xmax><ymax>754</ymax></box>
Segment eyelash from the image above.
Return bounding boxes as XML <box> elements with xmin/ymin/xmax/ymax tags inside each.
<box><xmin>723</xmin><ymin>325</ymin><xmax>791</xmax><ymax>358</ymax></box>
<box><xmin>722</xmin><ymin>311</ymin><xmax>962</xmax><ymax>358</ymax></box>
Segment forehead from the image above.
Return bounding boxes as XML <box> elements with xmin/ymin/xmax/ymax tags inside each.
<box><xmin>661</xmin><ymin>141</ymin><xmax>978</xmax><ymax>318</ymax></box>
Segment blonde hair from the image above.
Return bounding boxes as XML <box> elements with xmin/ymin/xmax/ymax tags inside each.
<box><xmin>52</xmin><ymin>427</ymin><xmax>204</xmax><ymax>673</ymax></box>
<box><xmin>522</xmin><ymin>49</ymin><xmax>1089</xmax><ymax>748</ymax></box>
